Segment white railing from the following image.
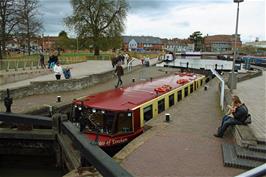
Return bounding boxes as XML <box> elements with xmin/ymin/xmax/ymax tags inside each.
<box><xmin>127</xmin><ymin>58</ymin><xmax>137</xmax><ymax>71</ymax></box>
<box><xmin>210</xmin><ymin>68</ymin><xmax>224</xmax><ymax>111</ymax></box>
<box><xmin>235</xmin><ymin>163</ymin><xmax>266</xmax><ymax>177</ymax></box>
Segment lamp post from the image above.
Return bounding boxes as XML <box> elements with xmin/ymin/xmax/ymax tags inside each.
<box><xmin>230</xmin><ymin>0</ymin><xmax>244</xmax><ymax>92</ymax></box>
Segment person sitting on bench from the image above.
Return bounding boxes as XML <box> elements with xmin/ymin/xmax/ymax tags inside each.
<box><xmin>214</xmin><ymin>95</ymin><xmax>248</xmax><ymax>138</ymax></box>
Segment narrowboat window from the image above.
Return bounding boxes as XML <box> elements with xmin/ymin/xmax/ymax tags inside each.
<box><xmin>158</xmin><ymin>99</ymin><xmax>165</xmax><ymax>114</ymax></box>
<box><xmin>190</xmin><ymin>84</ymin><xmax>193</xmax><ymax>93</ymax></box>
<box><xmin>114</xmin><ymin>112</ymin><xmax>132</xmax><ymax>134</ymax></box>
<box><xmin>89</xmin><ymin>112</ymin><xmax>104</xmax><ymax>132</ymax></box>
<box><xmin>200</xmin><ymin>79</ymin><xmax>203</xmax><ymax>86</ymax></box>
<box><xmin>104</xmin><ymin>112</ymin><xmax>115</xmax><ymax>134</ymax></box>
<box><xmin>169</xmin><ymin>94</ymin><xmax>174</xmax><ymax>107</ymax></box>
<box><xmin>144</xmin><ymin>105</ymin><xmax>153</xmax><ymax>122</ymax></box>
<box><xmin>184</xmin><ymin>87</ymin><xmax>188</xmax><ymax>97</ymax></box>
<box><xmin>177</xmin><ymin>90</ymin><xmax>182</xmax><ymax>101</ymax></box>
<box><xmin>72</xmin><ymin>105</ymin><xmax>82</xmax><ymax>122</ymax></box>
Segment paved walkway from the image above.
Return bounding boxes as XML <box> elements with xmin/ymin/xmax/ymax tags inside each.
<box><xmin>0</xmin><ymin>58</ymin><xmax>147</xmax><ymax>90</ymax></box>
<box><xmin>116</xmin><ymin>78</ymin><xmax>244</xmax><ymax>177</ymax></box>
<box><xmin>235</xmin><ymin>71</ymin><xmax>266</xmax><ymax>142</ymax></box>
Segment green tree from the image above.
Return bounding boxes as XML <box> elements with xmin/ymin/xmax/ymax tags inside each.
<box><xmin>55</xmin><ymin>30</ymin><xmax>71</xmax><ymax>50</ymax></box>
<box><xmin>0</xmin><ymin>0</ymin><xmax>19</xmax><ymax>59</ymax></box>
<box><xmin>65</xmin><ymin>0</ymin><xmax>128</xmax><ymax>56</ymax></box>
<box><xmin>189</xmin><ymin>31</ymin><xmax>203</xmax><ymax>51</ymax></box>
<box><xmin>17</xmin><ymin>0</ymin><xmax>42</xmax><ymax>56</ymax></box>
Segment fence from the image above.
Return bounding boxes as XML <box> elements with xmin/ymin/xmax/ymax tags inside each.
<box><xmin>0</xmin><ymin>56</ymin><xmax>87</xmax><ymax>72</ymax></box>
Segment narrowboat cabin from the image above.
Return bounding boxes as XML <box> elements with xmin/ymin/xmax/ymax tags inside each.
<box><xmin>71</xmin><ymin>72</ymin><xmax>205</xmax><ymax>151</ymax></box>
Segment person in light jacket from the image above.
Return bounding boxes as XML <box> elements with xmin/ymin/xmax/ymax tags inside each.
<box><xmin>53</xmin><ymin>62</ymin><xmax>63</xmax><ymax>80</ymax></box>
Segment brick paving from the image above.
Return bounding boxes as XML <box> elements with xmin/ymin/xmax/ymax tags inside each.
<box><xmin>234</xmin><ymin>71</ymin><xmax>266</xmax><ymax>142</ymax></box>
<box><xmin>118</xmin><ymin>78</ymin><xmax>244</xmax><ymax>177</ymax></box>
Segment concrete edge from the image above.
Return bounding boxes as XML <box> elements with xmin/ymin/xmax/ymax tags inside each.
<box><xmin>0</xmin><ymin>64</ymin><xmax>143</xmax><ymax>101</ymax></box>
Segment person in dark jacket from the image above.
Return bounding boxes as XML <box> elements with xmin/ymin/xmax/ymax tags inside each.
<box><xmin>214</xmin><ymin>95</ymin><xmax>248</xmax><ymax>138</ymax></box>
<box><xmin>115</xmin><ymin>62</ymin><xmax>124</xmax><ymax>88</ymax></box>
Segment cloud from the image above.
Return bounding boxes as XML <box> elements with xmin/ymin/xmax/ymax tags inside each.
<box><xmin>39</xmin><ymin>0</ymin><xmax>72</xmax><ymax>35</ymax></box>
<box><xmin>125</xmin><ymin>0</ymin><xmax>266</xmax><ymax>42</ymax></box>
<box><xmin>38</xmin><ymin>0</ymin><xmax>265</xmax><ymax>42</ymax></box>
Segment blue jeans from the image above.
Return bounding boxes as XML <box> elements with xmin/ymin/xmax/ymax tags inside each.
<box><xmin>217</xmin><ymin>115</ymin><xmax>241</xmax><ymax>137</ymax></box>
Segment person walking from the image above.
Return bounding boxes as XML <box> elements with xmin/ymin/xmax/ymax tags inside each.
<box><xmin>39</xmin><ymin>51</ymin><xmax>46</xmax><ymax>69</ymax></box>
<box><xmin>115</xmin><ymin>62</ymin><xmax>124</xmax><ymax>88</ymax></box>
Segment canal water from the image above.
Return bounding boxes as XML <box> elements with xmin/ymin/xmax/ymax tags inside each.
<box><xmin>0</xmin><ymin>155</ymin><xmax>63</xmax><ymax>177</ymax></box>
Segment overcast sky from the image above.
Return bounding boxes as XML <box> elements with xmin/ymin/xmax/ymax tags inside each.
<box><xmin>39</xmin><ymin>0</ymin><xmax>265</xmax><ymax>42</ymax></box>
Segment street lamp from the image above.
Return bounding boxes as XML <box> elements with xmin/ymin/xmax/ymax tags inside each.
<box><xmin>230</xmin><ymin>0</ymin><xmax>244</xmax><ymax>92</ymax></box>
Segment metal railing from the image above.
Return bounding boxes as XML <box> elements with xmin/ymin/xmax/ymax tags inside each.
<box><xmin>210</xmin><ymin>68</ymin><xmax>224</xmax><ymax>111</ymax></box>
<box><xmin>127</xmin><ymin>58</ymin><xmax>137</xmax><ymax>71</ymax></box>
<box><xmin>235</xmin><ymin>163</ymin><xmax>266</xmax><ymax>177</ymax></box>
<box><xmin>0</xmin><ymin>56</ymin><xmax>87</xmax><ymax>72</ymax></box>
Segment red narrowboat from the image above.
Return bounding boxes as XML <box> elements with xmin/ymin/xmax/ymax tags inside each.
<box><xmin>71</xmin><ymin>72</ymin><xmax>205</xmax><ymax>152</ymax></box>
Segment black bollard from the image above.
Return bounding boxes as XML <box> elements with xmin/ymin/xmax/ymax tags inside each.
<box><xmin>4</xmin><ymin>89</ymin><xmax>13</xmax><ymax>113</ymax></box>
<box><xmin>57</xmin><ymin>96</ymin><xmax>61</xmax><ymax>102</ymax></box>
<box><xmin>150</xmin><ymin>77</ymin><xmax>153</xmax><ymax>82</ymax></box>
<box><xmin>186</xmin><ymin>62</ymin><xmax>189</xmax><ymax>68</ymax></box>
<box><xmin>132</xmin><ymin>78</ymin><xmax>135</xmax><ymax>83</ymax></box>
<box><xmin>165</xmin><ymin>113</ymin><xmax>170</xmax><ymax>122</ymax></box>
<box><xmin>215</xmin><ymin>64</ymin><xmax>218</xmax><ymax>70</ymax></box>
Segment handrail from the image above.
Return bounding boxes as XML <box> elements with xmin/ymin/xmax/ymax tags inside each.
<box><xmin>210</xmin><ymin>68</ymin><xmax>224</xmax><ymax>110</ymax></box>
<box><xmin>127</xmin><ymin>58</ymin><xmax>137</xmax><ymax>71</ymax></box>
<box><xmin>0</xmin><ymin>56</ymin><xmax>87</xmax><ymax>72</ymax></box>
<box><xmin>235</xmin><ymin>163</ymin><xmax>266</xmax><ymax>177</ymax></box>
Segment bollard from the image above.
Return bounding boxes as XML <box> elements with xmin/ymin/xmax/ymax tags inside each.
<box><xmin>49</xmin><ymin>106</ymin><xmax>53</xmax><ymax>117</ymax></box>
<box><xmin>57</xmin><ymin>96</ymin><xmax>61</xmax><ymax>102</ymax></box>
<box><xmin>204</xmin><ymin>85</ymin><xmax>208</xmax><ymax>91</ymax></box>
<box><xmin>165</xmin><ymin>113</ymin><xmax>170</xmax><ymax>122</ymax></box>
<box><xmin>4</xmin><ymin>89</ymin><xmax>13</xmax><ymax>113</ymax></box>
<box><xmin>132</xmin><ymin>78</ymin><xmax>135</xmax><ymax>83</ymax></box>
<box><xmin>150</xmin><ymin>77</ymin><xmax>153</xmax><ymax>82</ymax></box>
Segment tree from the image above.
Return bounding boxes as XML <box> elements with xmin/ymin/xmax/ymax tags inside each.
<box><xmin>55</xmin><ymin>30</ymin><xmax>71</xmax><ymax>50</ymax></box>
<box><xmin>189</xmin><ymin>31</ymin><xmax>203</xmax><ymax>51</ymax></box>
<box><xmin>17</xmin><ymin>0</ymin><xmax>42</xmax><ymax>56</ymax></box>
<box><xmin>0</xmin><ymin>0</ymin><xmax>19</xmax><ymax>59</ymax></box>
<box><xmin>65</xmin><ymin>0</ymin><xmax>128</xmax><ymax>55</ymax></box>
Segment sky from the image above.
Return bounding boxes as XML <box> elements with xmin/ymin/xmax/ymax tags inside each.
<box><xmin>39</xmin><ymin>0</ymin><xmax>266</xmax><ymax>42</ymax></box>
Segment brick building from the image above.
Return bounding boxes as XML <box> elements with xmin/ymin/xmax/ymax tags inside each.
<box><xmin>204</xmin><ymin>34</ymin><xmax>242</xmax><ymax>52</ymax></box>
<box><xmin>161</xmin><ymin>38</ymin><xmax>194</xmax><ymax>53</ymax></box>
<box><xmin>122</xmin><ymin>36</ymin><xmax>163</xmax><ymax>52</ymax></box>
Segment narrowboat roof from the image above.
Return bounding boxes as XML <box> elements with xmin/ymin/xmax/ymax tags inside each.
<box><xmin>77</xmin><ymin>73</ymin><xmax>204</xmax><ymax>111</ymax></box>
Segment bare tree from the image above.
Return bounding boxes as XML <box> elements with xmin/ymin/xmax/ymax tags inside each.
<box><xmin>65</xmin><ymin>0</ymin><xmax>128</xmax><ymax>56</ymax></box>
<box><xmin>17</xmin><ymin>0</ymin><xmax>42</xmax><ymax>56</ymax></box>
<box><xmin>0</xmin><ymin>0</ymin><xmax>19</xmax><ymax>59</ymax></box>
